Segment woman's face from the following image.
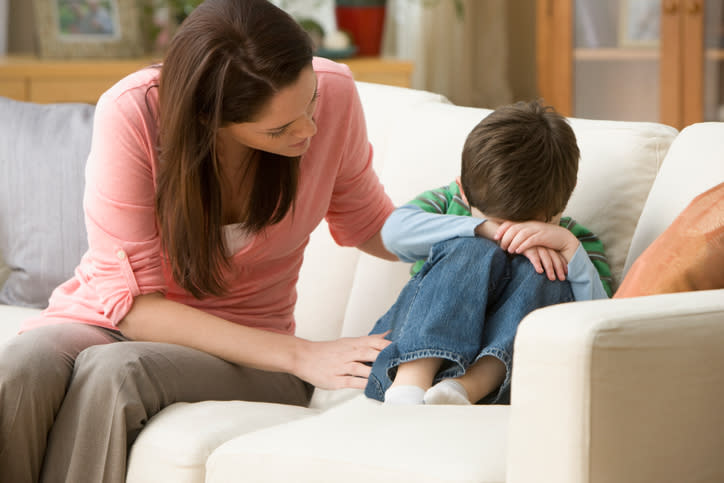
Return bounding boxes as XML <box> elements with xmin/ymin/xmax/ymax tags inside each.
<box><xmin>218</xmin><ymin>66</ymin><xmax>319</xmax><ymax>158</ymax></box>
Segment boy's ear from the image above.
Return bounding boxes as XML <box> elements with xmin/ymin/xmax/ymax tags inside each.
<box><xmin>456</xmin><ymin>176</ymin><xmax>469</xmax><ymax>204</ymax></box>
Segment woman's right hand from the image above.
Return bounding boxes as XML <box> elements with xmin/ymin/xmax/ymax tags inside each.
<box><xmin>294</xmin><ymin>333</ymin><xmax>391</xmax><ymax>390</ymax></box>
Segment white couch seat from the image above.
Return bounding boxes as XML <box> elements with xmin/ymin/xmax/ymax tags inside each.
<box><xmin>207</xmin><ymin>395</ymin><xmax>510</xmax><ymax>483</ymax></box>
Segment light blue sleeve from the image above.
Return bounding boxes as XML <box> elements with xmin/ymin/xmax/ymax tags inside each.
<box><xmin>567</xmin><ymin>244</ymin><xmax>609</xmax><ymax>300</ymax></box>
<box><xmin>381</xmin><ymin>204</ymin><xmax>484</xmax><ymax>263</ymax></box>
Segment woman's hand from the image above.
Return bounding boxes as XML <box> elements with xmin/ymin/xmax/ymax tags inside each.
<box><xmin>294</xmin><ymin>332</ymin><xmax>391</xmax><ymax>390</ymax></box>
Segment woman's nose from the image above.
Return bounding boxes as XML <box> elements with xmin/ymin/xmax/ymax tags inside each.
<box><xmin>293</xmin><ymin>114</ymin><xmax>317</xmax><ymax>138</ymax></box>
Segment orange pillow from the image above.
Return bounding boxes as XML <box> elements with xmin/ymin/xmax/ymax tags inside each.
<box><xmin>615</xmin><ymin>182</ymin><xmax>724</xmax><ymax>298</ymax></box>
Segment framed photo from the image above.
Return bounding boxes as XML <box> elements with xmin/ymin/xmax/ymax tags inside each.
<box><xmin>619</xmin><ymin>0</ymin><xmax>660</xmax><ymax>47</ymax></box>
<box><xmin>34</xmin><ymin>0</ymin><xmax>145</xmax><ymax>58</ymax></box>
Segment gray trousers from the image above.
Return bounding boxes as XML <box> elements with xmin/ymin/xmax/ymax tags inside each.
<box><xmin>0</xmin><ymin>323</ymin><xmax>313</xmax><ymax>483</ymax></box>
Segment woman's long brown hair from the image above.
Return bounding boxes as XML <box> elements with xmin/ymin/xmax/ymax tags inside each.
<box><xmin>156</xmin><ymin>0</ymin><xmax>313</xmax><ymax>298</ymax></box>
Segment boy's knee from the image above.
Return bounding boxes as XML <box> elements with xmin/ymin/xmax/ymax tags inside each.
<box><xmin>432</xmin><ymin>237</ymin><xmax>506</xmax><ymax>266</ymax></box>
<box><xmin>510</xmin><ymin>256</ymin><xmax>573</xmax><ymax>302</ymax></box>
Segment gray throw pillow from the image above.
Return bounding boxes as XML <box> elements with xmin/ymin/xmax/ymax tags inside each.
<box><xmin>0</xmin><ymin>97</ymin><xmax>93</xmax><ymax>308</ymax></box>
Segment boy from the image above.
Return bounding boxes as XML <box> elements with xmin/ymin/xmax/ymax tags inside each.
<box><xmin>366</xmin><ymin>100</ymin><xmax>612</xmax><ymax>405</ymax></box>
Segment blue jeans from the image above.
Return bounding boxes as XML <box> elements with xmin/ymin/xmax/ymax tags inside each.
<box><xmin>365</xmin><ymin>237</ymin><xmax>573</xmax><ymax>404</ymax></box>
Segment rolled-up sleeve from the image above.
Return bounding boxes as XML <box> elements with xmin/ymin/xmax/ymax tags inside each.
<box><xmin>325</xmin><ymin>75</ymin><xmax>394</xmax><ymax>247</ymax></box>
<box><xmin>82</xmin><ymin>90</ymin><xmax>166</xmax><ymax>325</ymax></box>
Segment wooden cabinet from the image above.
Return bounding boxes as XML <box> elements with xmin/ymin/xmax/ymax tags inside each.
<box><xmin>0</xmin><ymin>56</ymin><xmax>413</xmax><ymax>104</ymax></box>
<box><xmin>537</xmin><ymin>0</ymin><xmax>722</xmax><ymax>129</ymax></box>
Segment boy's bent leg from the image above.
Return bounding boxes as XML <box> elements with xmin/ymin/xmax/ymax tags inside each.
<box><xmin>395</xmin><ymin>237</ymin><xmax>509</xmax><ymax>373</ymax></box>
<box><xmin>39</xmin><ymin>340</ymin><xmax>313</xmax><ymax>483</ymax></box>
<box><xmin>366</xmin><ymin>237</ymin><xmax>509</xmax><ymax>400</ymax></box>
<box><xmin>0</xmin><ymin>324</ymin><xmax>122</xmax><ymax>483</ymax></box>
<box><xmin>477</xmin><ymin>255</ymin><xmax>574</xmax><ymax>403</ymax></box>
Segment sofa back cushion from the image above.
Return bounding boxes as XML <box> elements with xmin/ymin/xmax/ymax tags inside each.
<box><xmin>294</xmin><ymin>82</ymin><xmax>449</xmax><ymax>342</ymax></box>
<box><xmin>336</xmin><ymin>88</ymin><xmax>678</xmax><ymax>342</ymax></box>
<box><xmin>616</xmin><ymin>122</ymin><xmax>724</xmax><ymax>296</ymax></box>
<box><xmin>0</xmin><ymin>97</ymin><xmax>92</xmax><ymax>308</ymax></box>
<box><xmin>0</xmin><ymin>257</ymin><xmax>8</xmax><ymax>288</ymax></box>
<box><xmin>564</xmin><ymin>118</ymin><xmax>678</xmax><ymax>288</ymax></box>
<box><xmin>615</xmin><ymin>181</ymin><xmax>724</xmax><ymax>297</ymax></box>
<box><xmin>624</xmin><ymin>122</ymin><xmax>724</xmax><ymax>275</ymax></box>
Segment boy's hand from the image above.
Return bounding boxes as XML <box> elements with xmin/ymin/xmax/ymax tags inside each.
<box><xmin>495</xmin><ymin>221</ymin><xmax>580</xmax><ymax>265</ymax></box>
<box><xmin>520</xmin><ymin>245</ymin><xmax>568</xmax><ymax>281</ymax></box>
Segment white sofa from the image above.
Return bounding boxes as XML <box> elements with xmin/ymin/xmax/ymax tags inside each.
<box><xmin>1</xmin><ymin>81</ymin><xmax>723</xmax><ymax>482</ymax></box>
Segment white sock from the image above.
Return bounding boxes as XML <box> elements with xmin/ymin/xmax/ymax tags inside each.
<box><xmin>384</xmin><ymin>385</ymin><xmax>426</xmax><ymax>405</ymax></box>
<box><xmin>423</xmin><ymin>379</ymin><xmax>471</xmax><ymax>405</ymax></box>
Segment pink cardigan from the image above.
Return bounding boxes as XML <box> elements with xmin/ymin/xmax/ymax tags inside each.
<box><xmin>22</xmin><ymin>57</ymin><xmax>394</xmax><ymax>335</ymax></box>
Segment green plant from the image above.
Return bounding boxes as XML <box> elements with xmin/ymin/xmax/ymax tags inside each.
<box><xmin>277</xmin><ymin>0</ymin><xmax>326</xmax><ymax>11</ymax></box>
<box><xmin>168</xmin><ymin>0</ymin><xmax>203</xmax><ymax>23</ymax></box>
<box><xmin>414</xmin><ymin>0</ymin><xmax>464</xmax><ymax>20</ymax></box>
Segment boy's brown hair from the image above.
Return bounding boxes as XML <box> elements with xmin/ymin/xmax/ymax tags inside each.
<box><xmin>460</xmin><ymin>100</ymin><xmax>579</xmax><ymax>222</ymax></box>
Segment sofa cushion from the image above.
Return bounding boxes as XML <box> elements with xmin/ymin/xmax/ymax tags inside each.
<box><xmin>0</xmin><ymin>305</ymin><xmax>41</xmax><ymax>341</ymax></box>
<box><xmin>624</xmin><ymin>122</ymin><xmax>724</xmax><ymax>274</ymax></box>
<box><xmin>615</xmin><ymin>181</ymin><xmax>724</xmax><ymax>297</ymax></box>
<box><xmin>206</xmin><ymin>395</ymin><xmax>510</xmax><ymax>483</ymax></box>
<box><xmin>294</xmin><ymin>82</ymin><xmax>452</xmax><ymax>344</ymax></box>
<box><xmin>337</xmin><ymin>101</ymin><xmax>678</xmax><ymax>349</ymax></box>
<box><xmin>564</xmin><ymin>118</ymin><xmax>677</xmax><ymax>289</ymax></box>
<box><xmin>0</xmin><ymin>97</ymin><xmax>92</xmax><ymax>308</ymax></box>
<box><xmin>126</xmin><ymin>400</ymin><xmax>318</xmax><ymax>483</ymax></box>
<box><xmin>0</xmin><ymin>258</ymin><xmax>8</xmax><ymax>288</ymax></box>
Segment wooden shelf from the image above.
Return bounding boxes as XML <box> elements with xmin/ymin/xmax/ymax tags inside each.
<box><xmin>0</xmin><ymin>55</ymin><xmax>413</xmax><ymax>104</ymax></box>
<box><xmin>339</xmin><ymin>57</ymin><xmax>413</xmax><ymax>88</ymax></box>
<box><xmin>0</xmin><ymin>56</ymin><xmax>161</xmax><ymax>103</ymax></box>
<box><xmin>538</xmin><ymin>0</ymin><xmax>713</xmax><ymax>129</ymax></box>
<box><xmin>574</xmin><ymin>48</ymin><xmax>659</xmax><ymax>61</ymax></box>
<box><xmin>575</xmin><ymin>48</ymin><xmax>724</xmax><ymax>62</ymax></box>
<box><xmin>705</xmin><ymin>49</ymin><xmax>724</xmax><ymax>61</ymax></box>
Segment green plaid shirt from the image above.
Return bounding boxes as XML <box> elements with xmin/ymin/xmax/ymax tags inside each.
<box><xmin>408</xmin><ymin>181</ymin><xmax>613</xmax><ymax>297</ymax></box>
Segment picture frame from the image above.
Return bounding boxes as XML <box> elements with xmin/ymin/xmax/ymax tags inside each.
<box><xmin>619</xmin><ymin>0</ymin><xmax>660</xmax><ymax>48</ymax></box>
<box><xmin>34</xmin><ymin>0</ymin><xmax>145</xmax><ymax>58</ymax></box>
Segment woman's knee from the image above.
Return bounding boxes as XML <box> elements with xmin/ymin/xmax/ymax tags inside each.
<box><xmin>0</xmin><ymin>330</ymin><xmax>77</xmax><ymax>393</ymax></box>
<box><xmin>73</xmin><ymin>342</ymin><xmax>154</xmax><ymax>385</ymax></box>
<box><xmin>2</xmin><ymin>324</ymin><xmax>119</xmax><ymax>389</ymax></box>
<box><xmin>70</xmin><ymin>343</ymin><xmax>170</xmax><ymax>422</ymax></box>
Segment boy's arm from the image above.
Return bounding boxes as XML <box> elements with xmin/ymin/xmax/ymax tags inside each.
<box><xmin>566</xmin><ymin>245</ymin><xmax>609</xmax><ymax>300</ymax></box>
<box><xmin>496</xmin><ymin>220</ymin><xmax>609</xmax><ymax>300</ymax></box>
<box><xmin>382</xmin><ymin>204</ymin><xmax>483</xmax><ymax>262</ymax></box>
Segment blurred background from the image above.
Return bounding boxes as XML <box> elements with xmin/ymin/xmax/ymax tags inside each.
<box><xmin>2</xmin><ymin>0</ymin><xmax>723</xmax><ymax>129</ymax></box>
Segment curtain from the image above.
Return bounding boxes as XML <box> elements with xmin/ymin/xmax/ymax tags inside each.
<box><xmin>382</xmin><ymin>0</ymin><xmax>512</xmax><ymax>108</ymax></box>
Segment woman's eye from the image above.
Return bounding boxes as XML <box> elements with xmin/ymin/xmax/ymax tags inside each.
<box><xmin>268</xmin><ymin>129</ymin><xmax>286</xmax><ymax>138</ymax></box>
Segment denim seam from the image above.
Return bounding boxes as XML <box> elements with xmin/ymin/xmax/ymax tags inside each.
<box><xmin>385</xmin><ymin>349</ymin><xmax>469</xmax><ymax>382</ymax></box>
<box><xmin>366</xmin><ymin>371</ymin><xmax>385</xmax><ymax>401</ymax></box>
<box><xmin>397</xmin><ymin>275</ymin><xmax>426</xmax><ymax>343</ymax></box>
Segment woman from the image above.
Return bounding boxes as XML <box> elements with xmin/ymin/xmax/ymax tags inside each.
<box><xmin>0</xmin><ymin>0</ymin><xmax>395</xmax><ymax>481</ymax></box>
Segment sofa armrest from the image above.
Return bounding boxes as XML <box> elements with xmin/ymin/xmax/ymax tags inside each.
<box><xmin>506</xmin><ymin>289</ymin><xmax>724</xmax><ymax>483</ymax></box>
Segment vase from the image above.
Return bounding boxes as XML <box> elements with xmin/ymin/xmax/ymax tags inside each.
<box><xmin>335</xmin><ymin>0</ymin><xmax>386</xmax><ymax>57</ymax></box>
